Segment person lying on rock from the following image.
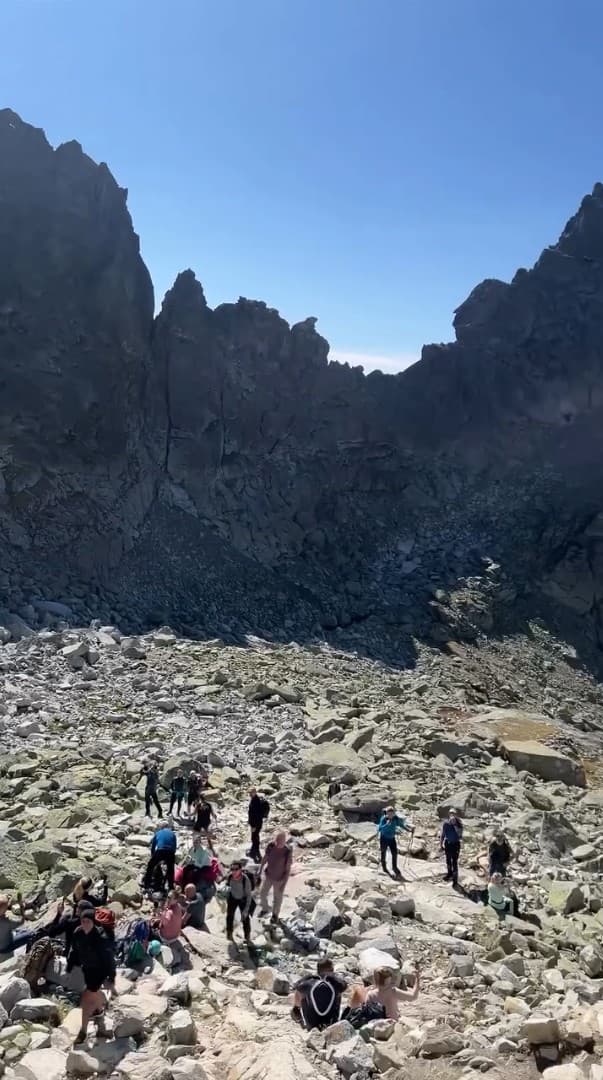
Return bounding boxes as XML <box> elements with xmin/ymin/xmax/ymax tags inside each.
<box><xmin>0</xmin><ymin>892</ymin><xmax>35</xmax><ymax>957</ymax></box>
<box><xmin>488</xmin><ymin>830</ymin><xmax>513</xmax><ymax>877</ymax></box>
<box><xmin>377</xmin><ymin>806</ymin><xmax>413</xmax><ymax>878</ymax></box>
<box><xmin>348</xmin><ymin>962</ymin><xmax>420</xmax><ymax>1021</ymax></box>
<box><xmin>292</xmin><ymin>958</ymin><xmax>347</xmax><ymax>1030</ymax></box>
<box><xmin>440</xmin><ymin>808</ymin><xmax>463</xmax><ymax>886</ymax></box>
<box><xmin>258</xmin><ymin>830</ymin><xmax>293</xmax><ymax>923</ymax></box>
<box><xmin>72</xmin><ymin>875</ymin><xmax>109</xmax><ymax>908</ymax></box>
<box><xmin>67</xmin><ymin>904</ymin><xmax>116</xmax><ymax>1045</ymax></box>
<box><xmin>143</xmin><ymin>820</ymin><xmax>177</xmax><ymax>891</ymax></box>
<box><xmin>225</xmin><ymin>861</ymin><xmax>255</xmax><ymax>943</ymax></box>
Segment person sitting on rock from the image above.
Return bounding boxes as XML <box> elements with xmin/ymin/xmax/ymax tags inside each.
<box><xmin>0</xmin><ymin>892</ymin><xmax>35</xmax><ymax>957</ymax></box>
<box><xmin>351</xmin><ymin>963</ymin><xmax>420</xmax><ymax>1020</ymax></box>
<box><xmin>487</xmin><ymin>872</ymin><xmax>512</xmax><ymax>919</ymax></box>
<box><xmin>377</xmin><ymin>806</ymin><xmax>413</xmax><ymax>878</ymax></box>
<box><xmin>258</xmin><ymin>830</ymin><xmax>293</xmax><ymax>923</ymax></box>
<box><xmin>292</xmin><ymin>958</ymin><xmax>347</xmax><ymax>1030</ymax></box>
<box><xmin>225</xmin><ymin>861</ymin><xmax>255</xmax><ymax>943</ymax></box>
<box><xmin>193</xmin><ymin>794</ymin><xmax>217</xmax><ymax>849</ymax></box>
<box><xmin>181</xmin><ymin>882</ymin><xmax>208</xmax><ymax>932</ymax></box>
<box><xmin>440</xmin><ymin>808</ymin><xmax>463</xmax><ymax>886</ymax></box>
<box><xmin>72</xmin><ymin>875</ymin><xmax>109</xmax><ymax>908</ymax></box>
<box><xmin>67</xmin><ymin>904</ymin><xmax>116</xmax><ymax>1045</ymax></box>
<box><xmin>158</xmin><ymin>891</ymin><xmax>186</xmax><ymax>966</ymax></box>
<box><xmin>488</xmin><ymin>830</ymin><xmax>513</xmax><ymax>877</ymax></box>
<box><xmin>181</xmin><ymin>832</ymin><xmax>211</xmax><ymax>887</ymax></box>
<box><xmin>144</xmin><ymin>821</ymin><xmax>177</xmax><ymax>891</ymax></box>
<box><xmin>142</xmin><ymin>762</ymin><xmax>163</xmax><ymax>818</ymax></box>
<box><xmin>169</xmin><ymin>769</ymin><xmax>186</xmax><ymax>817</ymax></box>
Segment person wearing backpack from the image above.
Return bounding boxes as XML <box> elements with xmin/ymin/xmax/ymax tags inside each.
<box><xmin>440</xmin><ymin>808</ymin><xmax>463</xmax><ymax>886</ymax></box>
<box><xmin>67</xmin><ymin>905</ymin><xmax>116</xmax><ymax>1045</ymax></box>
<box><xmin>293</xmin><ymin>958</ymin><xmax>347</xmax><ymax>1030</ymax></box>
<box><xmin>169</xmin><ymin>770</ymin><xmax>186</xmax><ymax>816</ymax></box>
<box><xmin>225</xmin><ymin>861</ymin><xmax>255</xmax><ymax>943</ymax></box>
<box><xmin>247</xmin><ymin>788</ymin><xmax>270</xmax><ymax>862</ymax></box>
<box><xmin>258</xmin><ymin>831</ymin><xmax>292</xmax><ymax>923</ymax></box>
<box><xmin>377</xmin><ymin>806</ymin><xmax>413</xmax><ymax>878</ymax></box>
<box><xmin>143</xmin><ymin>822</ymin><xmax>177</xmax><ymax>891</ymax></box>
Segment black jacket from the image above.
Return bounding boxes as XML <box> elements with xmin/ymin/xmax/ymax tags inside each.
<box><xmin>248</xmin><ymin>795</ymin><xmax>269</xmax><ymax>828</ymax></box>
<box><xmin>67</xmin><ymin>925</ymin><xmax>116</xmax><ymax>979</ymax></box>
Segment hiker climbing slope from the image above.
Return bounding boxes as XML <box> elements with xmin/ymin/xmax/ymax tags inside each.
<box><xmin>440</xmin><ymin>808</ymin><xmax>463</xmax><ymax>886</ymax></box>
<box><xmin>377</xmin><ymin>806</ymin><xmax>413</xmax><ymax>878</ymax></box>
<box><xmin>247</xmin><ymin>787</ymin><xmax>270</xmax><ymax>862</ymax></box>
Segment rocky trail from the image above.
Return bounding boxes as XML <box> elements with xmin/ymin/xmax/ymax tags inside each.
<box><xmin>0</xmin><ymin>620</ymin><xmax>603</xmax><ymax>1080</ymax></box>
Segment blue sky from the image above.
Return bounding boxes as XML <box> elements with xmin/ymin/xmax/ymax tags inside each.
<box><xmin>1</xmin><ymin>0</ymin><xmax>601</xmax><ymax>372</ymax></box>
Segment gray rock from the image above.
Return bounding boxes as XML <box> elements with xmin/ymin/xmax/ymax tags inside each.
<box><xmin>311</xmin><ymin>898</ymin><xmax>343</xmax><ymax>938</ymax></box>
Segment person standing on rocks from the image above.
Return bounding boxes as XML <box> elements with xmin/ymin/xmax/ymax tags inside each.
<box><xmin>488</xmin><ymin>829</ymin><xmax>513</xmax><ymax>877</ymax></box>
<box><xmin>247</xmin><ymin>787</ymin><xmax>270</xmax><ymax>862</ymax></box>
<box><xmin>67</xmin><ymin>904</ymin><xmax>116</xmax><ymax>1045</ymax></box>
<box><xmin>377</xmin><ymin>806</ymin><xmax>413</xmax><ymax>878</ymax></box>
<box><xmin>193</xmin><ymin>793</ymin><xmax>217</xmax><ymax>849</ymax></box>
<box><xmin>143</xmin><ymin>821</ymin><xmax>177</xmax><ymax>891</ymax></box>
<box><xmin>142</xmin><ymin>762</ymin><xmax>163</xmax><ymax>818</ymax></box>
<box><xmin>258</xmin><ymin>830</ymin><xmax>293</xmax><ymax>923</ymax></box>
<box><xmin>169</xmin><ymin>769</ymin><xmax>186</xmax><ymax>817</ymax></box>
<box><xmin>440</xmin><ymin>808</ymin><xmax>463</xmax><ymax>886</ymax></box>
<box><xmin>225</xmin><ymin>861</ymin><xmax>255</xmax><ymax>943</ymax></box>
<box><xmin>187</xmin><ymin>771</ymin><xmax>201</xmax><ymax>816</ymax></box>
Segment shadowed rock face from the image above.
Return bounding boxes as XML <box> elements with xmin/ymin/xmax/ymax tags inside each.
<box><xmin>1</xmin><ymin>108</ymin><xmax>603</xmax><ymax>649</ymax></box>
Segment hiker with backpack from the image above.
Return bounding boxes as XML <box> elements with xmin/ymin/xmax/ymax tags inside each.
<box><xmin>292</xmin><ymin>958</ymin><xmax>347</xmax><ymax>1030</ymax></box>
<box><xmin>488</xmin><ymin>830</ymin><xmax>513</xmax><ymax>877</ymax></box>
<box><xmin>225</xmin><ymin>861</ymin><xmax>255</xmax><ymax>943</ymax></box>
<box><xmin>169</xmin><ymin>770</ymin><xmax>186</xmax><ymax>817</ymax></box>
<box><xmin>377</xmin><ymin>806</ymin><xmax>414</xmax><ymax>878</ymax></box>
<box><xmin>143</xmin><ymin>821</ymin><xmax>177</xmax><ymax>892</ymax></box>
<box><xmin>142</xmin><ymin>762</ymin><xmax>163</xmax><ymax>818</ymax></box>
<box><xmin>348</xmin><ymin>962</ymin><xmax>420</xmax><ymax>1022</ymax></box>
<box><xmin>258</xmin><ymin>830</ymin><xmax>292</xmax><ymax>923</ymax></box>
<box><xmin>247</xmin><ymin>788</ymin><xmax>270</xmax><ymax>862</ymax></box>
<box><xmin>440</xmin><ymin>808</ymin><xmax>463</xmax><ymax>886</ymax></box>
<box><xmin>67</xmin><ymin>904</ymin><xmax>116</xmax><ymax>1045</ymax></box>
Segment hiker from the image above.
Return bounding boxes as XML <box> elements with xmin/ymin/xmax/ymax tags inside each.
<box><xmin>352</xmin><ymin>962</ymin><xmax>420</xmax><ymax>1020</ymax></box>
<box><xmin>440</xmin><ymin>808</ymin><xmax>463</xmax><ymax>886</ymax></box>
<box><xmin>182</xmin><ymin>882</ymin><xmax>208</xmax><ymax>931</ymax></box>
<box><xmin>181</xmin><ymin>832</ymin><xmax>211</xmax><ymax>887</ymax></box>
<box><xmin>487</xmin><ymin>872</ymin><xmax>513</xmax><ymax>920</ymax></box>
<box><xmin>39</xmin><ymin>899</ymin><xmax>94</xmax><ymax>953</ymax></box>
<box><xmin>293</xmin><ymin>958</ymin><xmax>347</xmax><ymax>1030</ymax></box>
<box><xmin>0</xmin><ymin>893</ymin><xmax>35</xmax><ymax>956</ymax></box>
<box><xmin>488</xmin><ymin>830</ymin><xmax>513</xmax><ymax>877</ymax></box>
<box><xmin>169</xmin><ymin>769</ymin><xmax>186</xmax><ymax>816</ymax></box>
<box><xmin>142</xmin><ymin>762</ymin><xmax>163</xmax><ymax>818</ymax></box>
<box><xmin>72</xmin><ymin>875</ymin><xmax>109</xmax><ymax>908</ymax></box>
<box><xmin>377</xmin><ymin>806</ymin><xmax>413</xmax><ymax>877</ymax></box>
<box><xmin>144</xmin><ymin>821</ymin><xmax>177</xmax><ymax>891</ymax></box>
<box><xmin>327</xmin><ymin>779</ymin><xmax>342</xmax><ymax>801</ymax></box>
<box><xmin>158</xmin><ymin>891</ymin><xmax>186</xmax><ymax>965</ymax></box>
<box><xmin>247</xmin><ymin>787</ymin><xmax>270</xmax><ymax>862</ymax></box>
<box><xmin>225</xmin><ymin>861</ymin><xmax>255</xmax><ymax>943</ymax></box>
<box><xmin>259</xmin><ymin>830</ymin><xmax>292</xmax><ymax>923</ymax></box>
<box><xmin>67</xmin><ymin>904</ymin><xmax>116</xmax><ymax>1045</ymax></box>
<box><xmin>187</xmin><ymin>771</ymin><xmax>201</xmax><ymax>816</ymax></box>
<box><xmin>193</xmin><ymin>794</ymin><xmax>217</xmax><ymax>847</ymax></box>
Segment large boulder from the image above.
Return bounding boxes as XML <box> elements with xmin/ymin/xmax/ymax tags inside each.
<box><xmin>330</xmin><ymin>787</ymin><xmax>394</xmax><ymax>818</ymax></box>
<box><xmin>14</xmin><ymin>1049</ymin><xmax>68</xmax><ymax>1080</ymax></box>
<box><xmin>547</xmin><ymin>881</ymin><xmax>585</xmax><ymax>914</ymax></box>
<box><xmin>357</xmin><ymin>947</ymin><xmax>401</xmax><ymax>980</ymax></box>
<box><xmin>161</xmin><ymin>755</ymin><xmax>204</xmax><ymax>788</ymax></box>
<box><xmin>501</xmin><ymin>740</ymin><xmax>586</xmax><ymax>787</ymax></box>
<box><xmin>221</xmin><ymin>1038</ymin><xmax>324</xmax><ymax>1079</ymax></box>
<box><xmin>0</xmin><ymin>840</ymin><xmax>39</xmax><ymax>892</ymax></box>
<box><xmin>311</xmin><ymin>898</ymin><xmax>343</xmax><ymax>938</ymax></box>
<box><xmin>540</xmin><ymin>813</ymin><xmax>583</xmax><ymax>858</ymax></box>
<box><xmin>300</xmin><ymin>744</ymin><xmax>364</xmax><ymax>781</ymax></box>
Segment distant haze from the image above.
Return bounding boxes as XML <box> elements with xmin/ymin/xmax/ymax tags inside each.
<box><xmin>329</xmin><ymin>350</ymin><xmax>419</xmax><ymax>375</ymax></box>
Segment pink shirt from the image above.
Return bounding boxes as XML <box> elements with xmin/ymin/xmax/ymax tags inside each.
<box><xmin>160</xmin><ymin>905</ymin><xmax>183</xmax><ymax>941</ymax></box>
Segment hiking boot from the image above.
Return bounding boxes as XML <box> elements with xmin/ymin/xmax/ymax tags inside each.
<box><xmin>258</xmin><ymin>909</ymin><xmax>269</xmax><ymax>919</ymax></box>
<box><xmin>93</xmin><ymin>1012</ymin><xmax>108</xmax><ymax>1039</ymax></box>
<box><xmin>226</xmin><ymin>932</ymin><xmax>233</xmax><ymax>941</ymax></box>
<box><xmin>74</xmin><ymin>1029</ymin><xmax>87</xmax><ymax>1046</ymax></box>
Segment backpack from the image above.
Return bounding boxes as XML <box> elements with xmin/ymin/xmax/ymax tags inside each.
<box><xmin>308</xmin><ymin>977</ymin><xmax>338</xmax><ymax>1021</ymax></box>
<box><xmin>127</xmin><ymin>939</ymin><xmax>147</xmax><ymax>965</ymax></box>
<box><xmin>119</xmin><ymin>918</ymin><xmax>150</xmax><ymax>966</ymax></box>
<box><xmin>21</xmin><ymin>937</ymin><xmax>62</xmax><ymax>991</ymax></box>
<box><xmin>259</xmin><ymin>798</ymin><xmax>270</xmax><ymax>821</ymax></box>
<box><xmin>95</xmin><ymin>907</ymin><xmax>116</xmax><ymax>931</ymax></box>
<box><xmin>342</xmin><ymin>1000</ymin><xmax>386</xmax><ymax>1029</ymax></box>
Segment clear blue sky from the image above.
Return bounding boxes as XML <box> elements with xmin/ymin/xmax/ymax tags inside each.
<box><xmin>1</xmin><ymin>0</ymin><xmax>601</xmax><ymax>371</ymax></box>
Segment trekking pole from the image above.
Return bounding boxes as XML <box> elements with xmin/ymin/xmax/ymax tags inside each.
<box><xmin>403</xmin><ymin>827</ymin><xmax>414</xmax><ymax>867</ymax></box>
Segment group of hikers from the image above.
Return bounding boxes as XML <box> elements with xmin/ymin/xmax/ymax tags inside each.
<box><xmin>0</xmin><ymin>760</ymin><xmax>522</xmax><ymax>1045</ymax></box>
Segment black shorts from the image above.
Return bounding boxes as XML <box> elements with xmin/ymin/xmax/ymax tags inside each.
<box><xmin>83</xmin><ymin>967</ymin><xmax>107</xmax><ymax>992</ymax></box>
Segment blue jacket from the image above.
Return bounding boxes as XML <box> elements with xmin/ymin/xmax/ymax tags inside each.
<box><xmin>377</xmin><ymin>813</ymin><xmax>410</xmax><ymax>840</ymax></box>
<box><xmin>441</xmin><ymin>819</ymin><xmax>463</xmax><ymax>845</ymax></box>
<box><xmin>151</xmin><ymin>828</ymin><xmax>177</xmax><ymax>854</ymax></box>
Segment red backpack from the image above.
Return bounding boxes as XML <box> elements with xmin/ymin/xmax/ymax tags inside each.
<box><xmin>95</xmin><ymin>907</ymin><xmax>116</xmax><ymax>931</ymax></box>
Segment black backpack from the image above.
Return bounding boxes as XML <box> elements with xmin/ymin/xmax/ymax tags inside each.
<box><xmin>260</xmin><ymin>798</ymin><xmax>270</xmax><ymax>821</ymax></box>
<box><xmin>308</xmin><ymin>978</ymin><xmax>338</xmax><ymax>1023</ymax></box>
<box><xmin>342</xmin><ymin>1000</ymin><xmax>386</xmax><ymax>1029</ymax></box>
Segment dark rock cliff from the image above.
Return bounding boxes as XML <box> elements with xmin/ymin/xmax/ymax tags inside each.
<box><xmin>1</xmin><ymin>109</ymin><xmax>603</xmax><ymax>656</ymax></box>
